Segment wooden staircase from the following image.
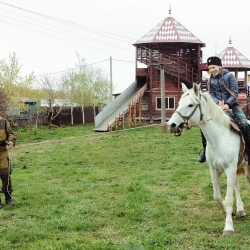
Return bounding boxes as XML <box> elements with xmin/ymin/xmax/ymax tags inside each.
<box><xmin>137</xmin><ymin>46</ymin><xmax>199</xmax><ymax>86</ymax></box>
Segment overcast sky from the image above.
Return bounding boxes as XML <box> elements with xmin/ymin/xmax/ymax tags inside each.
<box><xmin>1</xmin><ymin>0</ymin><xmax>249</xmax><ymax>93</ymax></box>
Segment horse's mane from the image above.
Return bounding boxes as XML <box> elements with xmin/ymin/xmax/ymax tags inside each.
<box><xmin>183</xmin><ymin>88</ymin><xmax>231</xmax><ymax>128</ymax></box>
<box><xmin>200</xmin><ymin>92</ymin><xmax>231</xmax><ymax>128</ymax></box>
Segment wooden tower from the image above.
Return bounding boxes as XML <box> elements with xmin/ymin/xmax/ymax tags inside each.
<box><xmin>133</xmin><ymin>12</ymin><xmax>205</xmax><ymax>122</ymax></box>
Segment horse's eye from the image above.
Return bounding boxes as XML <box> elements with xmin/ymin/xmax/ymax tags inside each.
<box><xmin>188</xmin><ymin>104</ymin><xmax>193</xmax><ymax>107</ymax></box>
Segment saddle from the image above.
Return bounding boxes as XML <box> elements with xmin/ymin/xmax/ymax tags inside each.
<box><xmin>224</xmin><ymin>110</ymin><xmax>246</xmax><ymax>166</ymax></box>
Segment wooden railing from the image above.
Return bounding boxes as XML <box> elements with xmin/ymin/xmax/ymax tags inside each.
<box><xmin>137</xmin><ymin>46</ymin><xmax>199</xmax><ymax>84</ymax></box>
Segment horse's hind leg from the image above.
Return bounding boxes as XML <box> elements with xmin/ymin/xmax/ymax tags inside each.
<box><xmin>234</xmin><ymin>179</ymin><xmax>246</xmax><ymax>218</ymax></box>
<box><xmin>210</xmin><ymin>167</ymin><xmax>235</xmax><ymax>235</ymax></box>
<box><xmin>221</xmin><ymin>167</ymin><xmax>239</xmax><ymax>235</ymax></box>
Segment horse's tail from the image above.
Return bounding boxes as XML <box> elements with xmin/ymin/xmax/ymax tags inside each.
<box><xmin>247</xmin><ymin>165</ymin><xmax>250</xmax><ymax>184</ymax></box>
<box><xmin>237</xmin><ymin>166</ymin><xmax>246</xmax><ymax>176</ymax></box>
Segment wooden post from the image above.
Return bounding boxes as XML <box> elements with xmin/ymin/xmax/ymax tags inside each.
<box><xmin>244</xmin><ymin>70</ymin><xmax>247</xmax><ymax>87</ymax></box>
<box><xmin>160</xmin><ymin>63</ymin><xmax>166</xmax><ymax>133</ymax></box>
<box><xmin>133</xmin><ymin>101</ymin><xmax>136</xmax><ymax>125</ymax></box>
<box><xmin>122</xmin><ymin>111</ymin><xmax>124</xmax><ymax>129</ymax></box>
<box><xmin>178</xmin><ymin>58</ymin><xmax>181</xmax><ymax>99</ymax></box>
<box><xmin>244</xmin><ymin>70</ymin><xmax>248</xmax><ymax>117</ymax></box>
<box><xmin>235</xmin><ymin>69</ymin><xmax>238</xmax><ymax>81</ymax></box>
<box><xmin>115</xmin><ymin>117</ymin><xmax>118</xmax><ymax>130</ymax></box>
<box><xmin>149</xmin><ymin>51</ymin><xmax>153</xmax><ymax>123</ymax></box>
<box><xmin>128</xmin><ymin>103</ymin><xmax>131</xmax><ymax>127</ymax></box>
<box><xmin>197</xmin><ymin>44</ymin><xmax>201</xmax><ymax>83</ymax></box>
<box><xmin>138</xmin><ymin>96</ymin><xmax>142</xmax><ymax>125</ymax></box>
<box><xmin>150</xmin><ymin>59</ymin><xmax>172</xmax><ymax>132</ymax></box>
<box><xmin>108</xmin><ymin>124</ymin><xmax>112</xmax><ymax>132</ymax></box>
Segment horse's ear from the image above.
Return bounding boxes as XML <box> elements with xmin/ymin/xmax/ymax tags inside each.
<box><xmin>181</xmin><ymin>82</ymin><xmax>189</xmax><ymax>93</ymax></box>
<box><xmin>193</xmin><ymin>82</ymin><xmax>201</xmax><ymax>96</ymax></box>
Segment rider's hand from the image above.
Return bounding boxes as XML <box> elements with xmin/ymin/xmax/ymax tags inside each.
<box><xmin>8</xmin><ymin>141</ymin><xmax>14</xmax><ymax>149</ymax></box>
<box><xmin>218</xmin><ymin>100</ymin><xmax>224</xmax><ymax>107</ymax></box>
<box><xmin>223</xmin><ymin>104</ymin><xmax>229</xmax><ymax>110</ymax></box>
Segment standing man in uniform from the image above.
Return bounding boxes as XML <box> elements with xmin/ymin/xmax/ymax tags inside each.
<box><xmin>0</xmin><ymin>116</ymin><xmax>17</xmax><ymax>208</ymax></box>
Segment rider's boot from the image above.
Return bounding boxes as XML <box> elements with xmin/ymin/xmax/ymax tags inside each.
<box><xmin>241</xmin><ymin>122</ymin><xmax>250</xmax><ymax>181</ymax></box>
<box><xmin>198</xmin><ymin>149</ymin><xmax>206</xmax><ymax>163</ymax></box>
<box><xmin>198</xmin><ymin>131</ymin><xmax>206</xmax><ymax>163</ymax></box>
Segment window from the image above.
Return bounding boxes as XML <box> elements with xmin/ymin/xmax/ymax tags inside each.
<box><xmin>156</xmin><ymin>97</ymin><xmax>175</xmax><ymax>110</ymax></box>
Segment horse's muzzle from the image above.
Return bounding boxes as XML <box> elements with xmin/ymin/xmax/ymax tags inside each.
<box><xmin>168</xmin><ymin>122</ymin><xmax>185</xmax><ymax>136</ymax></box>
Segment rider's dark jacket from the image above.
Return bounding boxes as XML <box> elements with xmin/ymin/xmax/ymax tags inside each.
<box><xmin>209</xmin><ymin>68</ymin><xmax>238</xmax><ymax>109</ymax></box>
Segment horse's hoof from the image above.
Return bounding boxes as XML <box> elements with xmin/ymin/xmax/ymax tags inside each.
<box><xmin>223</xmin><ymin>230</ymin><xmax>234</xmax><ymax>236</ymax></box>
<box><xmin>237</xmin><ymin>210</ymin><xmax>246</xmax><ymax>218</ymax></box>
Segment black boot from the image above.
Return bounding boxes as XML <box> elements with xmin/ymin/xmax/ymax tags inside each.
<box><xmin>0</xmin><ymin>199</ymin><xmax>3</xmax><ymax>209</ymax></box>
<box><xmin>5</xmin><ymin>192</ymin><xmax>15</xmax><ymax>206</ymax></box>
<box><xmin>243</xmin><ymin>127</ymin><xmax>250</xmax><ymax>165</ymax></box>
<box><xmin>198</xmin><ymin>131</ymin><xmax>206</xmax><ymax>163</ymax></box>
<box><xmin>198</xmin><ymin>149</ymin><xmax>206</xmax><ymax>163</ymax></box>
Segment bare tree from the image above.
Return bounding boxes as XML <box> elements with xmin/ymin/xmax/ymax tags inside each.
<box><xmin>61</xmin><ymin>71</ymin><xmax>79</xmax><ymax>125</ymax></box>
<box><xmin>72</xmin><ymin>54</ymin><xmax>89</xmax><ymax>125</ymax></box>
<box><xmin>36</xmin><ymin>74</ymin><xmax>67</xmax><ymax>125</ymax></box>
<box><xmin>69</xmin><ymin>54</ymin><xmax>112</xmax><ymax>123</ymax></box>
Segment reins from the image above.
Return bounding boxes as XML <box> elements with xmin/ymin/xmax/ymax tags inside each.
<box><xmin>174</xmin><ymin>99</ymin><xmax>211</xmax><ymax>130</ymax></box>
<box><xmin>187</xmin><ymin>118</ymin><xmax>212</xmax><ymax>127</ymax></box>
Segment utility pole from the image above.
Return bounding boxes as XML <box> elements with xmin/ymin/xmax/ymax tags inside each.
<box><xmin>135</xmin><ymin>47</ymin><xmax>138</xmax><ymax>85</ymax></box>
<box><xmin>151</xmin><ymin>62</ymin><xmax>172</xmax><ymax>132</ymax></box>
<box><xmin>110</xmin><ymin>56</ymin><xmax>113</xmax><ymax>99</ymax></box>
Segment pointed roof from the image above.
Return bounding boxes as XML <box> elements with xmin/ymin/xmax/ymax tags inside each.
<box><xmin>217</xmin><ymin>47</ymin><xmax>250</xmax><ymax>69</ymax></box>
<box><xmin>134</xmin><ymin>16</ymin><xmax>204</xmax><ymax>45</ymax></box>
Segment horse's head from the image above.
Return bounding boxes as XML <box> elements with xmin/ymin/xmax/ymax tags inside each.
<box><xmin>167</xmin><ymin>82</ymin><xmax>203</xmax><ymax>136</ymax></box>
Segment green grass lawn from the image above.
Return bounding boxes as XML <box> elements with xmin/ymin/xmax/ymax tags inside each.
<box><xmin>1</xmin><ymin>124</ymin><xmax>250</xmax><ymax>249</ymax></box>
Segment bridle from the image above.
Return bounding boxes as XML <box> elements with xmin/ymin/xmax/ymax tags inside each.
<box><xmin>174</xmin><ymin>103</ymin><xmax>204</xmax><ymax>130</ymax></box>
<box><xmin>173</xmin><ymin>93</ymin><xmax>211</xmax><ymax>130</ymax></box>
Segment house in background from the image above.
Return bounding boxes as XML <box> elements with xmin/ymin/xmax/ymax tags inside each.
<box><xmin>94</xmin><ymin>13</ymin><xmax>205</xmax><ymax>132</ymax></box>
<box><xmin>94</xmin><ymin>13</ymin><xmax>250</xmax><ymax>132</ymax></box>
<box><xmin>8</xmin><ymin>98</ymin><xmax>96</xmax><ymax>127</ymax></box>
<box><xmin>133</xmin><ymin>15</ymin><xmax>205</xmax><ymax>122</ymax></box>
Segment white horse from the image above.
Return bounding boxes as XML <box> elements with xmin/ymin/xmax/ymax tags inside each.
<box><xmin>167</xmin><ymin>82</ymin><xmax>250</xmax><ymax>236</ymax></box>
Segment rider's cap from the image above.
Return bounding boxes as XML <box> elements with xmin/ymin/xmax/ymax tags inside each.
<box><xmin>207</xmin><ymin>56</ymin><xmax>222</xmax><ymax>67</ymax></box>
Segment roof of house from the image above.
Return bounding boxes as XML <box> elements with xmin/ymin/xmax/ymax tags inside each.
<box><xmin>134</xmin><ymin>16</ymin><xmax>204</xmax><ymax>46</ymax></box>
<box><xmin>217</xmin><ymin>46</ymin><xmax>250</xmax><ymax>69</ymax></box>
<box><xmin>41</xmin><ymin>99</ymin><xmax>80</xmax><ymax>107</ymax></box>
